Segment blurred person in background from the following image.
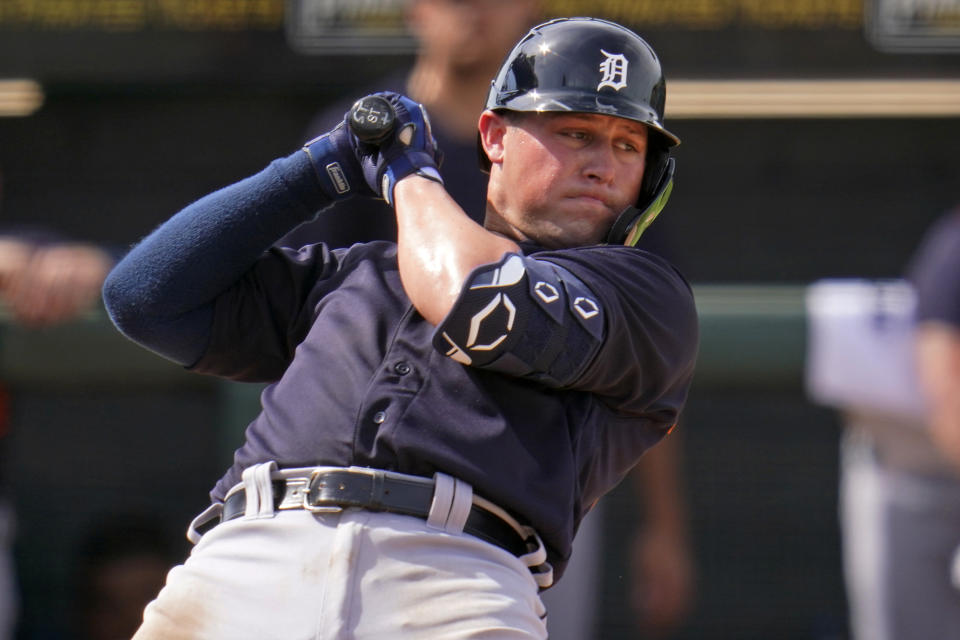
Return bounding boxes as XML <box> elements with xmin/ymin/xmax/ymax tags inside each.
<box><xmin>281</xmin><ymin>2</ymin><xmax>695</xmax><ymax>637</ymax></box>
<box><xmin>910</xmin><ymin>207</ymin><xmax>960</xmax><ymax>601</ymax></box>
<box><xmin>0</xmin><ymin>171</ymin><xmax>115</xmax><ymax>640</ymax></box>
<box><xmin>912</xmin><ymin>207</ymin><xmax>960</xmax><ymax>474</ymax></box>
<box><xmin>806</xmin><ymin>204</ymin><xmax>960</xmax><ymax>640</ymax></box>
<box><xmin>0</xmin><ymin>236</ymin><xmax>113</xmax><ymax>329</ymax></box>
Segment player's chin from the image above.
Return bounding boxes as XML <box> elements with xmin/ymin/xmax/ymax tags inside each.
<box><xmin>570</xmin><ymin>202</ymin><xmax>619</xmax><ymax>236</ymax></box>
<box><xmin>540</xmin><ymin>221</ymin><xmax>609</xmax><ymax>248</ymax></box>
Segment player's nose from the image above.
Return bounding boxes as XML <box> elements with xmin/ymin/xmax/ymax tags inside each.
<box><xmin>581</xmin><ymin>141</ymin><xmax>617</xmax><ymax>184</ymax></box>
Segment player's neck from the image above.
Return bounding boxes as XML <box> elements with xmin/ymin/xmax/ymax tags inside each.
<box><xmin>406</xmin><ymin>60</ymin><xmax>492</xmax><ymax>142</ymax></box>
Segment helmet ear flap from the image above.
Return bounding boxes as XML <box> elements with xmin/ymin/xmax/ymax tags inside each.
<box><xmin>640</xmin><ymin>144</ymin><xmax>670</xmax><ymax>203</ymax></box>
<box><xmin>605</xmin><ymin>156</ymin><xmax>676</xmax><ymax>246</ymax></box>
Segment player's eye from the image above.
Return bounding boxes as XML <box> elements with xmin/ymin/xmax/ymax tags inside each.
<box><xmin>616</xmin><ymin>137</ymin><xmax>646</xmax><ymax>154</ymax></box>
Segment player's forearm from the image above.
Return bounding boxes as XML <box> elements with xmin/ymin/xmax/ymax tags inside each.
<box><xmin>103</xmin><ymin>151</ymin><xmax>326</xmax><ymax>364</ymax></box>
<box><xmin>393</xmin><ymin>176</ymin><xmax>520</xmax><ymax>326</ymax></box>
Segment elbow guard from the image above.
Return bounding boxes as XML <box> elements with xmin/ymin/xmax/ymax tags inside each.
<box><xmin>433</xmin><ymin>254</ymin><xmax>605</xmax><ymax>386</ymax></box>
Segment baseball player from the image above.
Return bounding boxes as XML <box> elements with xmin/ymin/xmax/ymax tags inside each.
<box><xmin>103</xmin><ymin>17</ymin><xmax>698</xmax><ymax>639</ymax></box>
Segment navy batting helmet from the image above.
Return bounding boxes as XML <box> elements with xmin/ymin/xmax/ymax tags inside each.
<box><xmin>481</xmin><ymin>17</ymin><xmax>680</xmax><ymax>246</ymax></box>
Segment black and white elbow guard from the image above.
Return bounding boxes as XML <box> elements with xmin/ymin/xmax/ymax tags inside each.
<box><xmin>433</xmin><ymin>254</ymin><xmax>605</xmax><ymax>385</ymax></box>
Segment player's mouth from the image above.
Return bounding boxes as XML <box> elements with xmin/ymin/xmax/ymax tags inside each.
<box><xmin>567</xmin><ymin>192</ymin><xmax>615</xmax><ymax>215</ymax></box>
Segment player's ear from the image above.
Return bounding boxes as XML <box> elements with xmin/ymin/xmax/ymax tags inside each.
<box><xmin>478</xmin><ymin>110</ymin><xmax>508</xmax><ymax>166</ymax></box>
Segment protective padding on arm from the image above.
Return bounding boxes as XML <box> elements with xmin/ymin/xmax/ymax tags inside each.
<box><xmin>433</xmin><ymin>253</ymin><xmax>605</xmax><ymax>386</ymax></box>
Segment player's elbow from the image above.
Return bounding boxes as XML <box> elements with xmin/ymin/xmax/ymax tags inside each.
<box><xmin>103</xmin><ymin>265</ymin><xmax>139</xmax><ymax>333</ymax></box>
<box><xmin>102</xmin><ymin>265</ymin><xmax>210</xmax><ymax>367</ymax></box>
<box><xmin>101</xmin><ymin>259</ymin><xmax>160</xmax><ymax>336</ymax></box>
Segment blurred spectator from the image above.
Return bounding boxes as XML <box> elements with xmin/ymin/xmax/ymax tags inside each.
<box><xmin>805</xmin><ymin>207</ymin><xmax>960</xmax><ymax>640</ymax></box>
<box><xmin>0</xmin><ymin>235</ymin><xmax>113</xmax><ymax>328</ymax></box>
<box><xmin>911</xmin><ymin>209</ymin><xmax>960</xmax><ymax>471</ymax></box>
<box><xmin>280</xmin><ymin>2</ymin><xmax>696</xmax><ymax>637</ymax></box>
<box><xmin>909</xmin><ymin>209</ymin><xmax>960</xmax><ymax>596</ymax></box>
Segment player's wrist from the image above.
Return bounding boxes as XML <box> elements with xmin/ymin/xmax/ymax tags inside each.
<box><xmin>382</xmin><ymin>160</ymin><xmax>443</xmax><ymax>207</ymax></box>
<box><xmin>393</xmin><ymin>171</ymin><xmax>445</xmax><ymax>204</ymax></box>
<box><xmin>302</xmin><ymin>122</ymin><xmax>375</xmax><ymax>203</ymax></box>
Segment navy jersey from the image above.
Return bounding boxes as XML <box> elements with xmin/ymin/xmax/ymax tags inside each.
<box><xmin>103</xmin><ymin>150</ymin><xmax>698</xmax><ymax>578</ymax></box>
<box><xmin>191</xmin><ymin>241</ymin><xmax>696</xmax><ymax>577</ymax></box>
<box><xmin>909</xmin><ymin>210</ymin><xmax>960</xmax><ymax>328</ymax></box>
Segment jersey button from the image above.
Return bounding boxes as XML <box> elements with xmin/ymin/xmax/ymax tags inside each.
<box><xmin>394</xmin><ymin>362</ymin><xmax>411</xmax><ymax>375</ymax></box>
<box><xmin>372</xmin><ymin>411</ymin><xmax>386</xmax><ymax>424</ymax></box>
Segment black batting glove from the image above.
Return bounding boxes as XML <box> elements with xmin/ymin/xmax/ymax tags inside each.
<box><xmin>356</xmin><ymin>92</ymin><xmax>444</xmax><ymax>206</ymax></box>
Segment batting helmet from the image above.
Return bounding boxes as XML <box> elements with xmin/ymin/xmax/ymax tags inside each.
<box><xmin>481</xmin><ymin>17</ymin><xmax>680</xmax><ymax>246</ymax></box>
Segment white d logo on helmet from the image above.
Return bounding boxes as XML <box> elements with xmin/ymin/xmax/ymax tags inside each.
<box><xmin>597</xmin><ymin>49</ymin><xmax>628</xmax><ymax>91</ymax></box>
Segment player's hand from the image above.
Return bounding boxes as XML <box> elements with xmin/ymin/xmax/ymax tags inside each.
<box><xmin>357</xmin><ymin>92</ymin><xmax>444</xmax><ymax>206</ymax></box>
<box><xmin>302</xmin><ymin>120</ymin><xmax>377</xmax><ymax>202</ymax></box>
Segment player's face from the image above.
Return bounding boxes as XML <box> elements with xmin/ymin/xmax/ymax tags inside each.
<box><xmin>482</xmin><ymin>111</ymin><xmax>648</xmax><ymax>248</ymax></box>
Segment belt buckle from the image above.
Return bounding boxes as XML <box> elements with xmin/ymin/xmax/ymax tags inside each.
<box><xmin>301</xmin><ymin>470</ymin><xmax>344</xmax><ymax>514</ymax></box>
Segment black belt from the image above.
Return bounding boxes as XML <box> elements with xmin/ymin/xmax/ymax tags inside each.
<box><xmin>212</xmin><ymin>468</ymin><xmax>532</xmax><ymax>558</ymax></box>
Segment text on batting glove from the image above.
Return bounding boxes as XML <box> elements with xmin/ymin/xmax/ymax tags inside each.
<box><xmin>360</xmin><ymin>93</ymin><xmax>444</xmax><ymax>206</ymax></box>
<box><xmin>302</xmin><ymin>120</ymin><xmax>375</xmax><ymax>202</ymax></box>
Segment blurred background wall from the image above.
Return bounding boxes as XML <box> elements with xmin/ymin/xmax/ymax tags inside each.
<box><xmin>1</xmin><ymin>1</ymin><xmax>959</xmax><ymax>638</ymax></box>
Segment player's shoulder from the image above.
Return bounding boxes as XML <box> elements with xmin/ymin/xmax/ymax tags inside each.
<box><xmin>529</xmin><ymin>244</ymin><xmax>696</xmax><ymax>329</ymax></box>
<box><xmin>532</xmin><ymin>244</ymin><xmax>692</xmax><ymax>295</ymax></box>
<box><xmin>533</xmin><ymin>242</ymin><xmax>674</xmax><ymax>264</ymax></box>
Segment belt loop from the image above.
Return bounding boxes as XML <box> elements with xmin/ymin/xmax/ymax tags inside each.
<box><xmin>426</xmin><ymin>473</ymin><xmax>454</xmax><ymax>530</ymax></box>
<box><xmin>427</xmin><ymin>472</ymin><xmax>473</xmax><ymax>534</ymax></box>
<box><xmin>518</xmin><ymin>528</ymin><xmax>554</xmax><ymax>589</ymax></box>
<box><xmin>241</xmin><ymin>461</ymin><xmax>278</xmax><ymax>519</ymax></box>
<box><xmin>447</xmin><ymin>476</ymin><xmax>473</xmax><ymax>533</ymax></box>
<box><xmin>186</xmin><ymin>502</ymin><xmax>223</xmax><ymax>544</ymax></box>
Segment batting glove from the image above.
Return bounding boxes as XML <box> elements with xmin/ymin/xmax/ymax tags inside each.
<box><xmin>302</xmin><ymin>119</ymin><xmax>376</xmax><ymax>202</ymax></box>
<box><xmin>359</xmin><ymin>92</ymin><xmax>444</xmax><ymax>206</ymax></box>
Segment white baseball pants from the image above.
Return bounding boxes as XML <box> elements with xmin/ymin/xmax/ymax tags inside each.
<box><xmin>133</xmin><ymin>495</ymin><xmax>547</xmax><ymax>639</ymax></box>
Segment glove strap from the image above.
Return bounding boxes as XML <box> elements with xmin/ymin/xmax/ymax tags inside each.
<box><xmin>383</xmin><ymin>164</ymin><xmax>444</xmax><ymax>207</ymax></box>
<box><xmin>302</xmin><ymin>126</ymin><xmax>363</xmax><ymax>202</ymax></box>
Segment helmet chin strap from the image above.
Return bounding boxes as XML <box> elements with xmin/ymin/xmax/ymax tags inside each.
<box><xmin>604</xmin><ymin>158</ymin><xmax>675</xmax><ymax>246</ymax></box>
